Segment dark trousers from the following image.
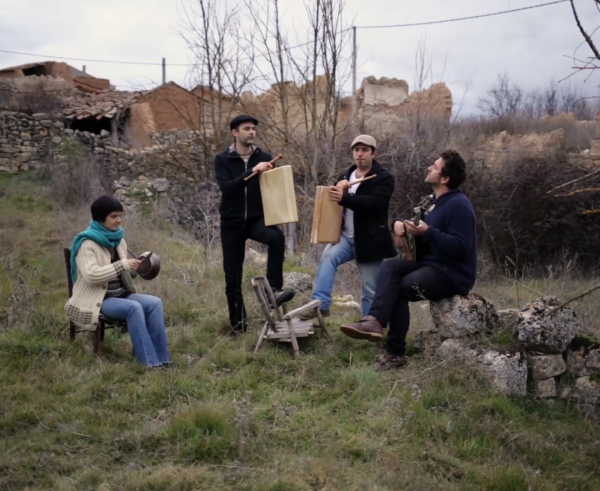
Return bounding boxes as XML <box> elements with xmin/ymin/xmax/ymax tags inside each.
<box><xmin>220</xmin><ymin>217</ymin><xmax>285</xmax><ymax>330</ymax></box>
<box><xmin>369</xmin><ymin>258</ymin><xmax>458</xmax><ymax>356</ymax></box>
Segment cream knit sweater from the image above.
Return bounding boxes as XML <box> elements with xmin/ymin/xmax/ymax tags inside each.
<box><xmin>65</xmin><ymin>239</ymin><xmax>137</xmax><ymax>331</ymax></box>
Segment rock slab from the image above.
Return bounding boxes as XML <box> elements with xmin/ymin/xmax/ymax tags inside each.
<box><xmin>517</xmin><ymin>296</ymin><xmax>580</xmax><ymax>354</ymax></box>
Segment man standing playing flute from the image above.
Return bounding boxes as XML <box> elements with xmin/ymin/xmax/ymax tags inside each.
<box><xmin>301</xmin><ymin>135</ymin><xmax>396</xmax><ymax>321</ymax></box>
<box><xmin>214</xmin><ymin>115</ymin><xmax>292</xmax><ymax>335</ymax></box>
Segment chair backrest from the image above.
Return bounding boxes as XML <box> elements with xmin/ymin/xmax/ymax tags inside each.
<box><xmin>251</xmin><ymin>276</ymin><xmax>284</xmax><ymax>323</ymax></box>
<box><xmin>63</xmin><ymin>248</ymin><xmax>74</xmax><ymax>298</ymax></box>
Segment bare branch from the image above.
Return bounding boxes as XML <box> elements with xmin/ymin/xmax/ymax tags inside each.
<box><xmin>570</xmin><ymin>0</ymin><xmax>600</xmax><ymax>61</ymax></box>
<box><xmin>551</xmin><ymin>283</ymin><xmax>600</xmax><ymax>313</ymax></box>
<box><xmin>547</xmin><ymin>167</ymin><xmax>600</xmax><ymax>194</ymax></box>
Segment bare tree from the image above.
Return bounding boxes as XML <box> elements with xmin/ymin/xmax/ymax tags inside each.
<box><xmin>180</xmin><ymin>0</ymin><xmax>254</xmax><ymax>157</ymax></box>
<box><xmin>477</xmin><ymin>73</ymin><xmax>524</xmax><ymax>119</ymax></box>
<box><xmin>178</xmin><ymin>0</ymin><xmax>353</xmax><ymax>254</ymax></box>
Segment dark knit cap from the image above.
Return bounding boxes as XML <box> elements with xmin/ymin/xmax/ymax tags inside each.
<box><xmin>91</xmin><ymin>195</ymin><xmax>123</xmax><ymax>223</ymax></box>
<box><xmin>230</xmin><ymin>114</ymin><xmax>259</xmax><ymax>130</ymax></box>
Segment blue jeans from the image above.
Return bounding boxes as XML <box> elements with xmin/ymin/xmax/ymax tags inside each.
<box><xmin>101</xmin><ymin>294</ymin><xmax>171</xmax><ymax>367</ymax></box>
<box><xmin>312</xmin><ymin>234</ymin><xmax>383</xmax><ymax>316</ymax></box>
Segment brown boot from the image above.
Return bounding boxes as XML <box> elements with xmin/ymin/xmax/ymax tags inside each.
<box><xmin>340</xmin><ymin>315</ymin><xmax>383</xmax><ymax>342</ymax></box>
<box><xmin>374</xmin><ymin>352</ymin><xmax>407</xmax><ymax>372</ymax></box>
<box><xmin>298</xmin><ymin>309</ymin><xmax>330</xmax><ymax>321</ymax></box>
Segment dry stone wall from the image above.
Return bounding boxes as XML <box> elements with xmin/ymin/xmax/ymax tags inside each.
<box><xmin>0</xmin><ymin>110</ymin><xmax>208</xmax><ymax>208</ymax></box>
<box><xmin>421</xmin><ymin>293</ymin><xmax>600</xmax><ymax>416</ymax></box>
<box><xmin>0</xmin><ymin>111</ymin><xmax>65</xmax><ymax>173</ymax></box>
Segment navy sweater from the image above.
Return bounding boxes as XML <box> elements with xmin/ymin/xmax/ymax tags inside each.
<box><xmin>420</xmin><ymin>189</ymin><xmax>477</xmax><ymax>295</ymax></box>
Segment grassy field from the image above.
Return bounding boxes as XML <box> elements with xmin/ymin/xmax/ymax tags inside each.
<box><xmin>1</xmin><ymin>172</ymin><xmax>600</xmax><ymax>491</ymax></box>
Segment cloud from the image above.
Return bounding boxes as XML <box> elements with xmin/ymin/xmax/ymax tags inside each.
<box><xmin>0</xmin><ymin>0</ymin><xmax>598</xmax><ymax>114</ymax></box>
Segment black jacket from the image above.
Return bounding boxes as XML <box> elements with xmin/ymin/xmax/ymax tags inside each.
<box><xmin>338</xmin><ymin>160</ymin><xmax>396</xmax><ymax>263</ymax></box>
<box><xmin>214</xmin><ymin>145</ymin><xmax>273</xmax><ymax>226</ymax></box>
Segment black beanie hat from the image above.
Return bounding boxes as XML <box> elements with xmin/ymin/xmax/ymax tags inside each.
<box><xmin>91</xmin><ymin>195</ymin><xmax>123</xmax><ymax>223</ymax></box>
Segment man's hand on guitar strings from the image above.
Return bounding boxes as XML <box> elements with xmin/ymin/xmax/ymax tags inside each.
<box><xmin>404</xmin><ymin>220</ymin><xmax>429</xmax><ymax>236</ymax></box>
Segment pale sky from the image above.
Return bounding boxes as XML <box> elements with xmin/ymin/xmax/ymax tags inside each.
<box><xmin>1</xmin><ymin>0</ymin><xmax>599</xmax><ymax>115</ymax></box>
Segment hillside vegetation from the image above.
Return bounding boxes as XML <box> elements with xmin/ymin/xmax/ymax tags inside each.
<box><xmin>1</xmin><ymin>173</ymin><xmax>600</xmax><ymax>491</ymax></box>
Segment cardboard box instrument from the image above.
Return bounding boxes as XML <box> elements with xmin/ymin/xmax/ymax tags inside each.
<box><xmin>310</xmin><ymin>174</ymin><xmax>377</xmax><ymax>244</ymax></box>
<box><xmin>259</xmin><ymin>165</ymin><xmax>299</xmax><ymax>226</ymax></box>
<box><xmin>311</xmin><ymin>186</ymin><xmax>344</xmax><ymax>244</ymax></box>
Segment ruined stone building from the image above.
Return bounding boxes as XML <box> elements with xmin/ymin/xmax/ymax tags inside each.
<box><xmin>0</xmin><ymin>58</ymin><xmax>455</xmax><ymax>152</ymax></box>
<box><xmin>0</xmin><ymin>61</ymin><xmax>110</xmax><ymax>93</ymax></box>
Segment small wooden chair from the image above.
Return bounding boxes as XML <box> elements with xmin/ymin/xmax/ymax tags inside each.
<box><xmin>251</xmin><ymin>275</ymin><xmax>330</xmax><ymax>358</ymax></box>
<box><xmin>63</xmin><ymin>248</ymin><xmax>127</xmax><ymax>355</ymax></box>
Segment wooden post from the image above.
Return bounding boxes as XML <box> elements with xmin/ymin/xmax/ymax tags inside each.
<box><xmin>352</xmin><ymin>26</ymin><xmax>357</xmax><ymax>123</ymax></box>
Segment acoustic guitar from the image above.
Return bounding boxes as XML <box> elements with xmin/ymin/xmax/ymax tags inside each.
<box><xmin>396</xmin><ymin>194</ymin><xmax>435</xmax><ymax>261</ymax></box>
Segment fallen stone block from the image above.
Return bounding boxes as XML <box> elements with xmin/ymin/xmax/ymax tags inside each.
<box><xmin>332</xmin><ymin>295</ymin><xmax>361</xmax><ymax>312</ymax></box>
<box><xmin>430</xmin><ymin>293</ymin><xmax>500</xmax><ymax>339</ymax></box>
<box><xmin>517</xmin><ymin>296</ymin><xmax>581</xmax><ymax>353</ymax></box>
<box><xmin>282</xmin><ymin>272</ymin><xmax>313</xmax><ymax>293</ymax></box>
<box><xmin>533</xmin><ymin>378</ymin><xmax>557</xmax><ymax>398</ymax></box>
<box><xmin>571</xmin><ymin>376</ymin><xmax>600</xmax><ymax>405</ymax></box>
<box><xmin>566</xmin><ymin>336</ymin><xmax>600</xmax><ymax>376</ymax></box>
<box><xmin>527</xmin><ymin>353</ymin><xmax>566</xmax><ymax>380</ymax></box>
<box><xmin>437</xmin><ymin>339</ymin><xmax>527</xmax><ymax>396</ymax></box>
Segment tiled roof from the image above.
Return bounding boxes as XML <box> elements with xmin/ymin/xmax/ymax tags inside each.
<box><xmin>62</xmin><ymin>90</ymin><xmax>145</xmax><ymax>119</ymax></box>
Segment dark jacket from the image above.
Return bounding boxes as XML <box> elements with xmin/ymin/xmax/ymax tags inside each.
<box><xmin>419</xmin><ymin>189</ymin><xmax>477</xmax><ymax>295</ymax></box>
<box><xmin>214</xmin><ymin>144</ymin><xmax>273</xmax><ymax>226</ymax></box>
<box><xmin>338</xmin><ymin>160</ymin><xmax>396</xmax><ymax>263</ymax></box>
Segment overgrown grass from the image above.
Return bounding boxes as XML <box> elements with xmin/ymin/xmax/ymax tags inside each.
<box><xmin>1</xmin><ymin>173</ymin><xmax>600</xmax><ymax>490</ymax></box>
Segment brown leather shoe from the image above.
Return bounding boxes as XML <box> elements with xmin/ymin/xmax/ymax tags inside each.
<box><xmin>298</xmin><ymin>309</ymin><xmax>330</xmax><ymax>321</ymax></box>
<box><xmin>340</xmin><ymin>315</ymin><xmax>383</xmax><ymax>342</ymax></box>
<box><xmin>374</xmin><ymin>352</ymin><xmax>407</xmax><ymax>371</ymax></box>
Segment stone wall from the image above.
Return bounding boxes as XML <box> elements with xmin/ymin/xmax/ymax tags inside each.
<box><xmin>361</xmin><ymin>76</ymin><xmax>409</xmax><ymax>106</ymax></box>
<box><xmin>338</xmin><ymin>79</ymin><xmax>454</xmax><ymax>137</ymax></box>
<box><xmin>0</xmin><ymin>109</ymin><xmax>204</xmax><ymax>177</ymax></box>
<box><xmin>0</xmin><ymin>111</ymin><xmax>65</xmax><ymax>173</ymax></box>
<box><xmin>422</xmin><ymin>293</ymin><xmax>600</xmax><ymax>417</ymax></box>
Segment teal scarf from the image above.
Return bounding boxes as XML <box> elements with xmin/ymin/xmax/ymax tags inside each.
<box><xmin>70</xmin><ymin>220</ymin><xmax>124</xmax><ymax>283</ymax></box>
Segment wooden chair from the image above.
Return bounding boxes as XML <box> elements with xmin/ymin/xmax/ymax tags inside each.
<box><xmin>251</xmin><ymin>275</ymin><xmax>330</xmax><ymax>358</ymax></box>
<box><xmin>63</xmin><ymin>248</ymin><xmax>127</xmax><ymax>355</ymax></box>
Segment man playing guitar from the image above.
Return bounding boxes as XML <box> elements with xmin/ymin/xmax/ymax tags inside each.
<box><xmin>340</xmin><ymin>150</ymin><xmax>477</xmax><ymax>371</ymax></box>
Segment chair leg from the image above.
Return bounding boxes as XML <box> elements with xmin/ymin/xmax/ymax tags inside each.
<box><xmin>254</xmin><ymin>321</ymin><xmax>270</xmax><ymax>354</ymax></box>
<box><xmin>316</xmin><ymin>309</ymin><xmax>331</xmax><ymax>339</ymax></box>
<box><xmin>286</xmin><ymin>318</ymin><xmax>300</xmax><ymax>359</ymax></box>
<box><xmin>93</xmin><ymin>320</ymin><xmax>105</xmax><ymax>355</ymax></box>
<box><xmin>93</xmin><ymin>328</ymin><xmax>101</xmax><ymax>355</ymax></box>
<box><xmin>69</xmin><ymin>321</ymin><xmax>76</xmax><ymax>341</ymax></box>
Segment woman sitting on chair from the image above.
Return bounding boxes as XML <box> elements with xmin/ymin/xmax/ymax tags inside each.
<box><xmin>66</xmin><ymin>195</ymin><xmax>171</xmax><ymax>367</ymax></box>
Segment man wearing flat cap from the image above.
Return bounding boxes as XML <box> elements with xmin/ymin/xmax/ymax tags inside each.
<box><xmin>300</xmin><ymin>135</ymin><xmax>396</xmax><ymax>321</ymax></box>
<box><xmin>214</xmin><ymin>115</ymin><xmax>291</xmax><ymax>335</ymax></box>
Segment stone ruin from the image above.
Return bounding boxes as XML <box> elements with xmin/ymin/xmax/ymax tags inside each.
<box><xmin>417</xmin><ymin>294</ymin><xmax>600</xmax><ymax>417</ymax></box>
